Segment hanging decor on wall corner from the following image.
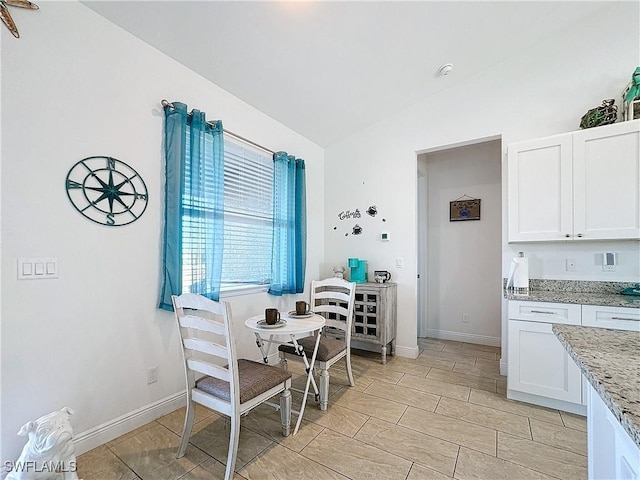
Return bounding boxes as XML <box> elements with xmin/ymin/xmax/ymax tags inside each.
<box><xmin>450</xmin><ymin>194</ymin><xmax>481</xmax><ymax>222</ymax></box>
<box><xmin>65</xmin><ymin>156</ymin><xmax>148</xmax><ymax>227</ymax></box>
<box><xmin>1</xmin><ymin>0</ymin><xmax>39</xmax><ymax>39</ymax></box>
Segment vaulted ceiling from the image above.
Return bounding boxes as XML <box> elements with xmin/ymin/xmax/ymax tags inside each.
<box><xmin>84</xmin><ymin>1</ymin><xmax>613</xmax><ymax>147</ymax></box>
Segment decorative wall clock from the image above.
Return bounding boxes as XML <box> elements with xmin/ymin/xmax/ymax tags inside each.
<box><xmin>65</xmin><ymin>156</ymin><xmax>148</xmax><ymax>227</ymax></box>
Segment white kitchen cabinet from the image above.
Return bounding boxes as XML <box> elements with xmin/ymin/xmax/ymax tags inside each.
<box><xmin>508</xmin><ymin>319</ymin><xmax>583</xmax><ymax>405</ymax></box>
<box><xmin>508</xmin><ymin>120</ymin><xmax>640</xmax><ymax>242</ymax></box>
<box><xmin>574</xmin><ymin>121</ymin><xmax>640</xmax><ymax>240</ymax></box>
<box><xmin>507</xmin><ymin>133</ymin><xmax>573</xmax><ymax>242</ymax></box>
<box><xmin>582</xmin><ymin>305</ymin><xmax>640</xmax><ymax>331</ymax></box>
<box><xmin>588</xmin><ymin>383</ymin><xmax>640</xmax><ymax>480</ymax></box>
<box><xmin>508</xmin><ymin>299</ymin><xmax>640</xmax><ymax>414</ymax></box>
<box><xmin>508</xmin><ymin>300</ymin><xmax>581</xmax><ymax>325</ymax></box>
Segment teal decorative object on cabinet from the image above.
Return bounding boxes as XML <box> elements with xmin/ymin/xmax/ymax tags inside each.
<box><xmin>348</xmin><ymin>258</ymin><xmax>368</xmax><ymax>283</ymax></box>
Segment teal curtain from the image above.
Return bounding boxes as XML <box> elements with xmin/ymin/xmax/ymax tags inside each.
<box><xmin>159</xmin><ymin>102</ymin><xmax>225</xmax><ymax>310</ymax></box>
<box><xmin>268</xmin><ymin>152</ymin><xmax>306</xmax><ymax>295</ymax></box>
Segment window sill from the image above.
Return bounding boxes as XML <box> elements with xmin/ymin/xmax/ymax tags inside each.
<box><xmin>220</xmin><ymin>284</ymin><xmax>269</xmax><ymax>298</ymax></box>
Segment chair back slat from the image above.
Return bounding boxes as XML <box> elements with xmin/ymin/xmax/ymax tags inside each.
<box><xmin>179</xmin><ymin>315</ymin><xmax>225</xmax><ymax>335</ymax></box>
<box><xmin>314</xmin><ymin>290</ymin><xmax>352</xmax><ymax>304</ymax></box>
<box><xmin>309</xmin><ymin>278</ymin><xmax>356</xmax><ymax>342</ymax></box>
<box><xmin>313</xmin><ymin>303</ymin><xmax>349</xmax><ymax>317</ymax></box>
<box><xmin>187</xmin><ymin>358</ymin><xmax>231</xmax><ymax>382</ymax></box>
<box><xmin>324</xmin><ymin>317</ymin><xmax>348</xmax><ymax>332</ymax></box>
<box><xmin>183</xmin><ymin>338</ymin><xmax>228</xmax><ymax>359</ymax></box>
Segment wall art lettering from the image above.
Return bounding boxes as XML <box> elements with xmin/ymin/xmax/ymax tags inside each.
<box><xmin>338</xmin><ymin>209</ymin><xmax>361</xmax><ymax>220</ymax></box>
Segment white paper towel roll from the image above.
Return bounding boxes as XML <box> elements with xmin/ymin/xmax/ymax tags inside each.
<box><xmin>507</xmin><ymin>252</ymin><xmax>529</xmax><ymax>291</ymax></box>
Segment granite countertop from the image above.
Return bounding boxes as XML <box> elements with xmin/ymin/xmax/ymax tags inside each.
<box><xmin>505</xmin><ymin>290</ymin><xmax>640</xmax><ymax>308</ymax></box>
<box><xmin>553</xmin><ymin>324</ymin><xmax>640</xmax><ymax>448</ymax></box>
<box><xmin>504</xmin><ymin>280</ymin><xmax>640</xmax><ymax>308</ymax></box>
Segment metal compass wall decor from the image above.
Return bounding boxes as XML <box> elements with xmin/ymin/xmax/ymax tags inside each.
<box><xmin>65</xmin><ymin>156</ymin><xmax>148</xmax><ymax>227</ymax></box>
<box><xmin>1</xmin><ymin>0</ymin><xmax>38</xmax><ymax>38</ymax></box>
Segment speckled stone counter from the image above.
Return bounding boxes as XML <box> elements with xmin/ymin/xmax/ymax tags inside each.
<box><xmin>553</xmin><ymin>324</ymin><xmax>640</xmax><ymax>448</ymax></box>
<box><xmin>504</xmin><ymin>280</ymin><xmax>640</xmax><ymax>308</ymax></box>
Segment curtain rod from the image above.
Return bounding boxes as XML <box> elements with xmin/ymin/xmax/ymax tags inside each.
<box><xmin>161</xmin><ymin>99</ymin><xmax>275</xmax><ymax>155</ymax></box>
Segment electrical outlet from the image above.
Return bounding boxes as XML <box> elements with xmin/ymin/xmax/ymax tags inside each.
<box><xmin>462</xmin><ymin>313</ymin><xmax>469</xmax><ymax>323</ymax></box>
<box><xmin>396</xmin><ymin>258</ymin><xmax>404</xmax><ymax>268</ymax></box>
<box><xmin>565</xmin><ymin>258</ymin><xmax>577</xmax><ymax>272</ymax></box>
<box><xmin>147</xmin><ymin>367</ymin><xmax>158</xmax><ymax>384</ymax></box>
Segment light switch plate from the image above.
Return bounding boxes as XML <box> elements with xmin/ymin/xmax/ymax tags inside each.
<box><xmin>18</xmin><ymin>258</ymin><xmax>58</xmax><ymax>280</ymax></box>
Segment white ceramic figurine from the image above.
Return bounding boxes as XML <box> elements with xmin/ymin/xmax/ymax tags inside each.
<box><xmin>6</xmin><ymin>407</ymin><xmax>79</xmax><ymax>480</ymax></box>
<box><xmin>332</xmin><ymin>265</ymin><xmax>346</xmax><ymax>279</ymax></box>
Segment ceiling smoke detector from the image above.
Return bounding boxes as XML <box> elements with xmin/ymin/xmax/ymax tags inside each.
<box><xmin>437</xmin><ymin>64</ymin><xmax>454</xmax><ymax>76</ymax></box>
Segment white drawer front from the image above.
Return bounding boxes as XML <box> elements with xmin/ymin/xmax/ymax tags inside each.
<box><xmin>508</xmin><ymin>301</ymin><xmax>581</xmax><ymax>325</ymax></box>
<box><xmin>582</xmin><ymin>305</ymin><xmax>640</xmax><ymax>331</ymax></box>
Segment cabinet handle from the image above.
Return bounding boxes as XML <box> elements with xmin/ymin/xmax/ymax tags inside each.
<box><xmin>576</xmin><ymin>233</ymin><xmax>583</xmax><ymax>237</ymax></box>
<box><xmin>565</xmin><ymin>234</ymin><xmax>571</xmax><ymax>238</ymax></box>
<box><xmin>611</xmin><ymin>317</ymin><xmax>637</xmax><ymax>321</ymax></box>
<box><xmin>530</xmin><ymin>310</ymin><xmax>556</xmax><ymax>315</ymax></box>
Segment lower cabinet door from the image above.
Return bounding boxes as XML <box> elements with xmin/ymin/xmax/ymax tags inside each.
<box><xmin>588</xmin><ymin>383</ymin><xmax>640</xmax><ymax>480</ymax></box>
<box><xmin>508</xmin><ymin>320</ymin><xmax>582</xmax><ymax>403</ymax></box>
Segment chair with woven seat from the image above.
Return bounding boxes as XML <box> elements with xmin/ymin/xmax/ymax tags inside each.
<box><xmin>172</xmin><ymin>293</ymin><xmax>292</xmax><ymax>480</ymax></box>
<box><xmin>278</xmin><ymin>277</ymin><xmax>356</xmax><ymax>410</ymax></box>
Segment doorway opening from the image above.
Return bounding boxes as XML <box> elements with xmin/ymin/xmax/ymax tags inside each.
<box><xmin>416</xmin><ymin>137</ymin><xmax>502</xmax><ymax>347</ymax></box>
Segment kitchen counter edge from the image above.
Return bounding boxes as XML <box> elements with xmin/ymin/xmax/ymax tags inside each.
<box><xmin>552</xmin><ymin>324</ymin><xmax>640</xmax><ymax>449</ymax></box>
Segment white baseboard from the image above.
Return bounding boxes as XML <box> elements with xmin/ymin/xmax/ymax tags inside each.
<box><xmin>507</xmin><ymin>389</ymin><xmax>586</xmax><ymax>416</ymax></box>
<box><xmin>73</xmin><ymin>391</ymin><xmax>186</xmax><ymax>455</ymax></box>
<box><xmin>394</xmin><ymin>344</ymin><xmax>419</xmax><ymax>359</ymax></box>
<box><xmin>424</xmin><ymin>329</ymin><xmax>501</xmax><ymax>347</ymax></box>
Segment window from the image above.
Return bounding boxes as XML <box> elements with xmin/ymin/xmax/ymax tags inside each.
<box><xmin>220</xmin><ymin>138</ymin><xmax>274</xmax><ymax>292</ymax></box>
<box><xmin>160</xmin><ymin>101</ymin><xmax>305</xmax><ymax>310</ymax></box>
<box><xmin>181</xmin><ymin>135</ymin><xmax>273</xmax><ymax>296</ymax></box>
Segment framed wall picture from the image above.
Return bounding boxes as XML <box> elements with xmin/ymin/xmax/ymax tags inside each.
<box><xmin>450</xmin><ymin>197</ymin><xmax>481</xmax><ymax>221</ymax></box>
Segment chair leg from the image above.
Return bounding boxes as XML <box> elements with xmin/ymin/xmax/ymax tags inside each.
<box><xmin>280</xmin><ymin>388</ymin><xmax>292</xmax><ymax>436</ymax></box>
<box><xmin>176</xmin><ymin>398</ymin><xmax>196</xmax><ymax>458</ymax></box>
<box><xmin>224</xmin><ymin>413</ymin><xmax>241</xmax><ymax>480</ymax></box>
<box><xmin>319</xmin><ymin>368</ymin><xmax>329</xmax><ymax>411</ymax></box>
<box><xmin>279</xmin><ymin>351</ymin><xmax>288</xmax><ymax>371</ymax></box>
<box><xmin>346</xmin><ymin>353</ymin><xmax>355</xmax><ymax>387</ymax></box>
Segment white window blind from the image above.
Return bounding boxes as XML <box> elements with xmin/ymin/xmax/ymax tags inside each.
<box><xmin>180</xmin><ymin>133</ymin><xmax>273</xmax><ymax>295</ymax></box>
<box><xmin>221</xmin><ymin>138</ymin><xmax>273</xmax><ymax>290</ymax></box>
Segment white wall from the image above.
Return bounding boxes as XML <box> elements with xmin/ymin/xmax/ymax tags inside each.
<box><xmin>422</xmin><ymin>141</ymin><xmax>502</xmax><ymax>346</ymax></box>
<box><xmin>0</xmin><ymin>2</ymin><xmax>324</xmax><ymax>462</ymax></box>
<box><xmin>324</xmin><ymin>2</ymin><xmax>640</xmax><ymax>358</ymax></box>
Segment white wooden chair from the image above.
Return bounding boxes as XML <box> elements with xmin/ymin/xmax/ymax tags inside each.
<box><xmin>278</xmin><ymin>278</ymin><xmax>356</xmax><ymax>410</ymax></box>
<box><xmin>172</xmin><ymin>293</ymin><xmax>292</xmax><ymax>480</ymax></box>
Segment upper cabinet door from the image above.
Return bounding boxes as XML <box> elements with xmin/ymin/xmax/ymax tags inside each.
<box><xmin>573</xmin><ymin>120</ymin><xmax>640</xmax><ymax>240</ymax></box>
<box><xmin>508</xmin><ymin>134</ymin><xmax>573</xmax><ymax>242</ymax></box>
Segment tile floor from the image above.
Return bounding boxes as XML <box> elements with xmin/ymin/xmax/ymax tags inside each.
<box><xmin>77</xmin><ymin>338</ymin><xmax>587</xmax><ymax>480</ymax></box>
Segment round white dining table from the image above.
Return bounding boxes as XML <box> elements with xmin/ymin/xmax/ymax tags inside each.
<box><xmin>244</xmin><ymin>312</ymin><xmax>325</xmax><ymax>435</ymax></box>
